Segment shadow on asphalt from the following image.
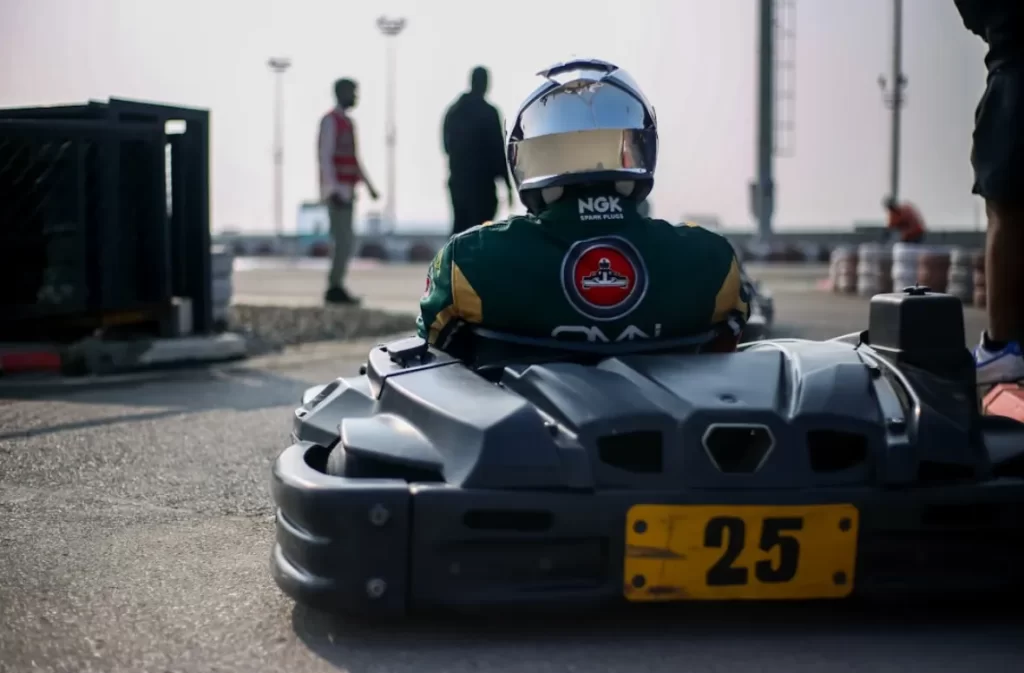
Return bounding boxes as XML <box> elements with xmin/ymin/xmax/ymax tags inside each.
<box><xmin>0</xmin><ymin>364</ymin><xmax>311</xmax><ymax>440</ymax></box>
<box><xmin>291</xmin><ymin>600</ymin><xmax>1023</xmax><ymax>672</ymax></box>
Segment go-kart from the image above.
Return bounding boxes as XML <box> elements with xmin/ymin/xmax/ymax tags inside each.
<box><xmin>270</xmin><ymin>288</ymin><xmax>1024</xmax><ymax>617</ymax></box>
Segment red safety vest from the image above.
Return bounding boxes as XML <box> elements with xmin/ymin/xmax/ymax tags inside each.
<box><xmin>887</xmin><ymin>203</ymin><xmax>925</xmax><ymax>243</ymax></box>
<box><xmin>330</xmin><ymin>110</ymin><xmax>360</xmax><ymax>185</ymax></box>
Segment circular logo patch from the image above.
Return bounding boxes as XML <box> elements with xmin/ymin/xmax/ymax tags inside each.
<box><xmin>561</xmin><ymin>236</ymin><xmax>648</xmax><ymax>321</ymax></box>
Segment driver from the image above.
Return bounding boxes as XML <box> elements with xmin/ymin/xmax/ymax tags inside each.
<box><xmin>417</xmin><ymin>58</ymin><xmax>750</xmax><ymax>353</ymax></box>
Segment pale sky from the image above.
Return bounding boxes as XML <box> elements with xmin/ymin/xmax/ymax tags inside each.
<box><xmin>0</xmin><ymin>0</ymin><xmax>990</xmax><ymax>232</ymax></box>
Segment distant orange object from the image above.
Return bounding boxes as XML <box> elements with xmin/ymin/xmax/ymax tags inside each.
<box><xmin>886</xmin><ymin>202</ymin><xmax>926</xmax><ymax>243</ymax></box>
<box><xmin>982</xmin><ymin>384</ymin><xmax>1024</xmax><ymax>423</ymax></box>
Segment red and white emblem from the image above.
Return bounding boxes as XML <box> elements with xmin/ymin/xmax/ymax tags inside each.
<box><xmin>561</xmin><ymin>236</ymin><xmax>648</xmax><ymax>321</ymax></box>
<box><xmin>574</xmin><ymin>248</ymin><xmax>635</xmax><ymax>308</ymax></box>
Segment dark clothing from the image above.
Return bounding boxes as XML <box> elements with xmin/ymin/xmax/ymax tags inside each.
<box><xmin>443</xmin><ymin>92</ymin><xmax>506</xmax><ymax>181</ymax></box>
<box><xmin>417</xmin><ymin>190</ymin><xmax>750</xmax><ymax>353</ymax></box>
<box><xmin>956</xmin><ymin>1</ymin><xmax>1024</xmax><ymax>204</ymax></box>
<box><xmin>970</xmin><ymin>66</ymin><xmax>1024</xmax><ymax>204</ymax></box>
<box><xmin>449</xmin><ymin>184</ymin><xmax>498</xmax><ymax>236</ymax></box>
<box><xmin>442</xmin><ymin>92</ymin><xmax>508</xmax><ymax>234</ymax></box>
<box><xmin>954</xmin><ymin>0</ymin><xmax>1024</xmax><ymax>71</ymax></box>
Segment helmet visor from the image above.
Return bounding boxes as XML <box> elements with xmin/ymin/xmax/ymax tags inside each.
<box><xmin>511</xmin><ymin>128</ymin><xmax>653</xmax><ymax>189</ymax></box>
<box><xmin>517</xmin><ymin>80</ymin><xmax>648</xmax><ymax>139</ymax></box>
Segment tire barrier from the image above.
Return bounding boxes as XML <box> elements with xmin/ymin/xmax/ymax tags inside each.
<box><xmin>891</xmin><ymin>242</ymin><xmax>923</xmax><ymax>291</ymax></box>
<box><xmin>856</xmin><ymin>243</ymin><xmax>893</xmax><ymax>297</ymax></box>
<box><xmin>973</xmin><ymin>250</ymin><xmax>986</xmax><ymax>308</ymax></box>
<box><xmin>358</xmin><ymin>242</ymin><xmax>389</xmax><ymax>261</ymax></box>
<box><xmin>764</xmin><ymin>243</ymin><xmax>807</xmax><ymax>262</ymax></box>
<box><xmin>308</xmin><ymin>240</ymin><xmax>330</xmax><ymax>258</ymax></box>
<box><xmin>946</xmin><ymin>247</ymin><xmax>976</xmax><ymax>304</ymax></box>
<box><xmin>210</xmin><ymin>244</ymin><xmax>235</xmax><ymax>327</ymax></box>
<box><xmin>917</xmin><ymin>246</ymin><xmax>951</xmax><ymax>293</ymax></box>
<box><xmin>830</xmin><ymin>245</ymin><xmax>857</xmax><ymax>294</ymax></box>
<box><xmin>407</xmin><ymin>242</ymin><xmax>436</xmax><ymax>263</ymax></box>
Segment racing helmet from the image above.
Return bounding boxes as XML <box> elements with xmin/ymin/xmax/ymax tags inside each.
<box><xmin>506</xmin><ymin>58</ymin><xmax>659</xmax><ymax>215</ymax></box>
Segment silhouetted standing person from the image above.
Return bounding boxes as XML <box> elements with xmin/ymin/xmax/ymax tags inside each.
<box><xmin>319</xmin><ymin>78</ymin><xmax>379</xmax><ymax>305</ymax></box>
<box><xmin>955</xmin><ymin>0</ymin><xmax>1024</xmax><ymax>385</ymax></box>
<box><xmin>442</xmin><ymin>67</ymin><xmax>513</xmax><ymax>235</ymax></box>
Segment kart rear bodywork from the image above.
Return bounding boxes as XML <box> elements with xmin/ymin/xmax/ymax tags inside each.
<box><xmin>270</xmin><ymin>289</ymin><xmax>1024</xmax><ymax>617</ymax></box>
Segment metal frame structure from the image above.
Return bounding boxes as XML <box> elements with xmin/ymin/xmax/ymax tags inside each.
<box><xmin>752</xmin><ymin>0</ymin><xmax>797</xmax><ymax>239</ymax></box>
<box><xmin>878</xmin><ymin>0</ymin><xmax>907</xmax><ymax>204</ymax></box>
<box><xmin>268</xmin><ymin>57</ymin><xmax>292</xmax><ymax>237</ymax></box>
<box><xmin>377</xmin><ymin>16</ymin><xmax>407</xmax><ymax>233</ymax></box>
<box><xmin>0</xmin><ymin>98</ymin><xmax>214</xmax><ymax>337</ymax></box>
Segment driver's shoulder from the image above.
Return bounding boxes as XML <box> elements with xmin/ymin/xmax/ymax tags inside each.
<box><xmin>622</xmin><ymin>218</ymin><xmax>736</xmax><ymax>279</ymax></box>
<box><xmin>450</xmin><ymin>214</ymin><xmax>544</xmax><ymax>255</ymax></box>
<box><xmin>640</xmin><ymin>217</ymin><xmax>735</xmax><ymax>253</ymax></box>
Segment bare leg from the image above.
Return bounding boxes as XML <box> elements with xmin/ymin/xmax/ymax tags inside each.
<box><xmin>985</xmin><ymin>201</ymin><xmax>1024</xmax><ymax>344</ymax></box>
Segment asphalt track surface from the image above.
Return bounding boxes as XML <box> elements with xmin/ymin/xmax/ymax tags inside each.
<box><xmin>1</xmin><ymin>262</ymin><xmax>1016</xmax><ymax>673</ymax></box>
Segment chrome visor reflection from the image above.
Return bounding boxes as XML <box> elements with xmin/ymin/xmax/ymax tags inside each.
<box><xmin>516</xmin><ymin>80</ymin><xmax>648</xmax><ymax>140</ymax></box>
<box><xmin>512</xmin><ymin>128</ymin><xmax>651</xmax><ymax>187</ymax></box>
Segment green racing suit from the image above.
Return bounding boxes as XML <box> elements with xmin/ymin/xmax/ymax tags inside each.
<box><xmin>417</xmin><ymin>191</ymin><xmax>750</xmax><ymax>350</ymax></box>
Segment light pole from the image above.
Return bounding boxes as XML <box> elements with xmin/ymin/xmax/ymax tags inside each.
<box><xmin>752</xmin><ymin>0</ymin><xmax>774</xmax><ymax>240</ymax></box>
<box><xmin>878</xmin><ymin>0</ymin><xmax>906</xmax><ymax>204</ymax></box>
<box><xmin>267</xmin><ymin>57</ymin><xmax>292</xmax><ymax>237</ymax></box>
<box><xmin>376</xmin><ymin>15</ymin><xmax>406</xmax><ymax>233</ymax></box>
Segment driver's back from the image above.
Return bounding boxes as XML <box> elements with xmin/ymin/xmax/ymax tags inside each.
<box><xmin>417</xmin><ymin>194</ymin><xmax>750</xmax><ymax>350</ymax></box>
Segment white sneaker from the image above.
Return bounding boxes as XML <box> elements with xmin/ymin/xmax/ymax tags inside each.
<box><xmin>973</xmin><ymin>334</ymin><xmax>1024</xmax><ymax>385</ymax></box>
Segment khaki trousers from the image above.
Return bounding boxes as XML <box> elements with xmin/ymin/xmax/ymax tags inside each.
<box><xmin>327</xmin><ymin>201</ymin><xmax>354</xmax><ymax>289</ymax></box>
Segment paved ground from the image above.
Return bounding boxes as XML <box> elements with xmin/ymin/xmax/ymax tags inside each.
<box><xmin>0</xmin><ymin>262</ymin><xmax>1013</xmax><ymax>673</ymax></box>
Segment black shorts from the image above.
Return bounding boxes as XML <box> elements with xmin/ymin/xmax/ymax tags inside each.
<box><xmin>972</xmin><ymin>64</ymin><xmax>1024</xmax><ymax>205</ymax></box>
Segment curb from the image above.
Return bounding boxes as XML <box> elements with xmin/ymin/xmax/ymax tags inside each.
<box><xmin>67</xmin><ymin>332</ymin><xmax>248</xmax><ymax>376</ymax></box>
<box><xmin>0</xmin><ymin>333</ymin><xmax>248</xmax><ymax>388</ymax></box>
<box><xmin>0</xmin><ymin>349</ymin><xmax>65</xmax><ymax>376</ymax></box>
<box><xmin>0</xmin><ymin>335</ymin><xmax>402</xmax><ymax>393</ymax></box>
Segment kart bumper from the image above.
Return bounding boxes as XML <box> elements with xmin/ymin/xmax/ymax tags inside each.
<box><xmin>271</xmin><ymin>441</ymin><xmax>1024</xmax><ymax>617</ymax></box>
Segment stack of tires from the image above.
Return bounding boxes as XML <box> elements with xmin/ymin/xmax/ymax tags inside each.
<box><xmin>211</xmin><ymin>244</ymin><xmax>234</xmax><ymax>329</ymax></box>
<box><xmin>358</xmin><ymin>241</ymin><xmax>389</xmax><ymax>261</ymax></box>
<box><xmin>891</xmin><ymin>242</ymin><xmax>923</xmax><ymax>291</ymax></box>
<box><xmin>946</xmin><ymin>247</ymin><xmax>975</xmax><ymax>305</ymax></box>
<box><xmin>407</xmin><ymin>242</ymin><xmax>436</xmax><ymax>263</ymax></box>
<box><xmin>830</xmin><ymin>246</ymin><xmax>858</xmax><ymax>294</ymax></box>
<box><xmin>855</xmin><ymin>243</ymin><xmax>893</xmax><ymax>297</ymax></box>
<box><xmin>917</xmin><ymin>246</ymin><xmax>951</xmax><ymax>293</ymax></box>
<box><xmin>973</xmin><ymin>251</ymin><xmax>987</xmax><ymax>308</ymax></box>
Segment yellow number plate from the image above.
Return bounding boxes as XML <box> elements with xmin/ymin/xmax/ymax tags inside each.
<box><xmin>624</xmin><ymin>504</ymin><xmax>859</xmax><ymax>601</ymax></box>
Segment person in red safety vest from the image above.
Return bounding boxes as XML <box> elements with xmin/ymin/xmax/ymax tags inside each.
<box><xmin>318</xmin><ymin>78</ymin><xmax>379</xmax><ymax>305</ymax></box>
<box><xmin>883</xmin><ymin>197</ymin><xmax>926</xmax><ymax>243</ymax></box>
